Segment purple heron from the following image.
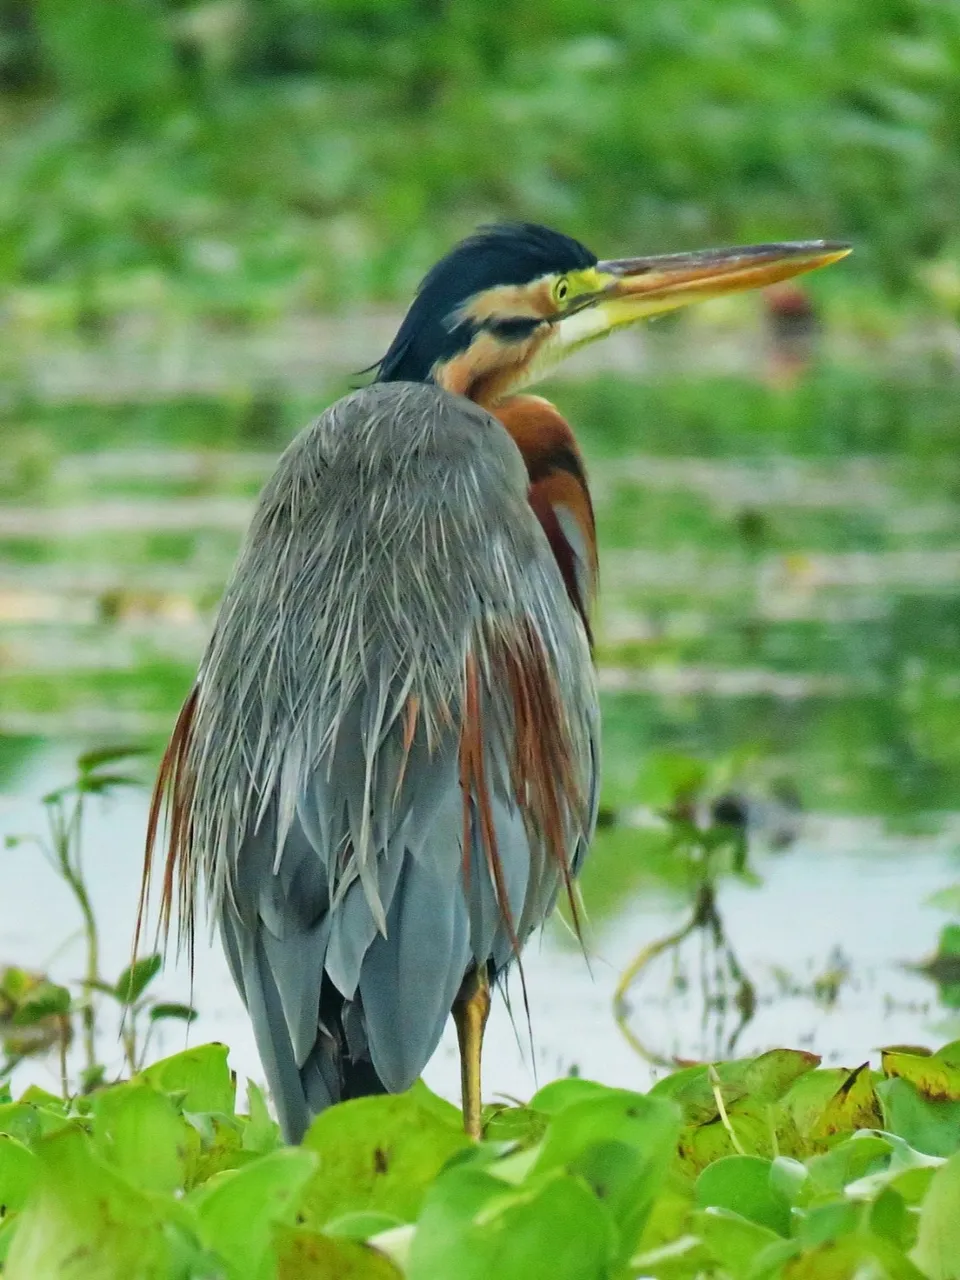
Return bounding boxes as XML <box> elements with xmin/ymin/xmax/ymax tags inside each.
<box><xmin>141</xmin><ymin>224</ymin><xmax>848</xmax><ymax>1141</ymax></box>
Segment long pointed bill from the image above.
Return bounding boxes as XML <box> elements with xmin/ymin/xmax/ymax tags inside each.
<box><xmin>550</xmin><ymin>240</ymin><xmax>851</xmax><ymax>361</ymax></box>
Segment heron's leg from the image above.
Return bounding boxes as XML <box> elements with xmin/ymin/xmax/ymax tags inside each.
<box><xmin>453</xmin><ymin>963</ymin><xmax>491</xmax><ymax>1139</ymax></box>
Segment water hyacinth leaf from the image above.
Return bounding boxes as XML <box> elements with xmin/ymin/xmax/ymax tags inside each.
<box><xmin>242</xmin><ymin>1080</ymin><xmax>281</xmax><ymax>1155</ymax></box>
<box><xmin>529</xmin><ymin>1078</ymin><xmax>610</xmax><ymax>1114</ymax></box>
<box><xmin>678</xmin><ymin>1099</ymin><xmax>774</xmax><ymax>1175</ymax></box>
<box><xmin>324</xmin><ymin>1211</ymin><xmax>406</xmax><ymax>1241</ymax></box>
<box><xmin>275</xmin><ymin>1225</ymin><xmax>402</xmax><ymax>1278</ymax></box>
<box><xmin>3</xmin><ymin>1128</ymin><xmax>179</xmax><ymax>1279</ymax></box>
<box><xmin>113</xmin><ymin>954</ymin><xmax>162</xmax><ymax>1004</ymax></box>
<box><xmin>92</xmin><ymin>1080</ymin><xmax>184</xmax><ymax>1195</ymax></box>
<box><xmin>869</xmin><ymin>1186</ymin><xmax>909</xmax><ymax>1249</ymax></box>
<box><xmin>0</xmin><ymin>1103</ymin><xmax>42</xmax><ymax>1146</ymax></box>
<box><xmin>139</xmin><ymin>1041</ymin><xmax>236</xmax><ymax>1114</ymax></box>
<box><xmin>809</xmin><ymin>1063</ymin><xmax>883</xmax><ymax>1139</ymax></box>
<box><xmin>769</xmin><ymin>1155</ymin><xmax>810</xmax><ymax>1206</ymax></box>
<box><xmin>405</xmin><ymin>1080</ymin><xmax>463</xmax><ymax>1129</ymax></box>
<box><xmin>531</xmin><ymin>1091</ymin><xmax>681</xmax><ymax>1256</ymax></box>
<box><xmin>911</xmin><ymin>1150</ymin><xmax>960</xmax><ymax>1279</ymax></box>
<box><xmin>785</xmin><ymin>1234</ymin><xmax>927</xmax><ymax>1278</ymax></box>
<box><xmin>300</xmin><ymin>1092</ymin><xmax>472</xmax><ymax>1227</ymax></box>
<box><xmin>883</xmin><ymin>1043</ymin><xmax>960</xmax><ymax>1101</ymax></box>
<box><xmin>0</xmin><ymin>1134</ymin><xmax>37</xmax><ymax>1214</ymax></box>
<box><xmin>191</xmin><ymin>1147</ymin><xmax>318</xmax><ymax>1280</ymax></box>
<box><xmin>481</xmin><ymin>1104</ymin><xmax>548</xmax><ymax>1146</ymax></box>
<box><xmin>181</xmin><ymin>1112</ymin><xmax>248</xmax><ymax>1189</ymax></box>
<box><xmin>880</xmin><ymin>1077</ymin><xmax>960</xmax><ymax>1157</ymax></box>
<box><xmin>693</xmin><ymin>1207</ymin><xmax>783</xmax><ymax>1272</ymax></box>
<box><xmin>695</xmin><ymin>1155</ymin><xmax>791</xmax><ymax>1235</ymax></box>
<box><xmin>798</xmin><ymin>1199</ymin><xmax>860</xmax><ymax>1249</ymax></box>
<box><xmin>407</xmin><ymin>1165</ymin><xmax>615</xmax><ymax>1280</ymax></box>
<box><xmin>806</xmin><ymin>1132</ymin><xmax>894</xmax><ymax>1194</ymax></box>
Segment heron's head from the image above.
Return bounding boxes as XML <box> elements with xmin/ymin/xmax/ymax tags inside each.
<box><xmin>375</xmin><ymin>222</ymin><xmax>849</xmax><ymax>406</ymax></box>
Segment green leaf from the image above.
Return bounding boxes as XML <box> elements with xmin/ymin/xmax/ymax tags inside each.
<box><xmin>529</xmin><ymin>1078</ymin><xmax>610</xmax><ymax>1114</ymax></box>
<box><xmin>191</xmin><ymin>1147</ymin><xmax>318</xmax><ymax>1280</ymax></box>
<box><xmin>324</xmin><ymin>1211</ymin><xmax>406</xmax><ymax>1241</ymax></box>
<box><xmin>300</xmin><ymin>1091</ymin><xmax>472</xmax><ymax>1227</ymax></box>
<box><xmin>149</xmin><ymin>1002</ymin><xmax>198</xmax><ymax>1023</ymax></box>
<box><xmin>0</xmin><ymin>1134</ymin><xmax>38</xmax><ymax>1214</ymax></box>
<box><xmin>11</xmin><ymin>981</ymin><xmax>71</xmax><ymax>1025</ymax></box>
<box><xmin>92</xmin><ymin>1081</ymin><xmax>185</xmax><ymax>1195</ymax></box>
<box><xmin>695</xmin><ymin>1155</ymin><xmax>791</xmax><ymax>1235</ymax></box>
<box><xmin>880</xmin><ymin>1077</ymin><xmax>960</xmax><ymax>1157</ymax></box>
<box><xmin>114</xmin><ymin>953</ymin><xmax>162</xmax><ymax>1005</ymax></box>
<box><xmin>882</xmin><ymin>1043</ymin><xmax>960</xmax><ymax>1101</ymax></box>
<box><xmin>531</xmin><ymin>1090</ymin><xmax>681</xmax><ymax>1260</ymax></box>
<box><xmin>139</xmin><ymin>1042</ymin><xmax>236</xmax><ymax>1115</ymax></box>
<box><xmin>693</xmin><ymin>1207</ymin><xmax>783</xmax><ymax>1272</ymax></box>
<box><xmin>275</xmin><ymin>1224</ymin><xmax>402</xmax><ymax>1278</ymax></box>
<box><xmin>911</xmin><ymin>1150</ymin><xmax>960</xmax><ymax>1278</ymax></box>
<box><xmin>407</xmin><ymin>1166</ymin><xmax>615</xmax><ymax>1280</ymax></box>
<box><xmin>3</xmin><ymin>1127</ymin><xmax>181</xmax><ymax>1279</ymax></box>
<box><xmin>75</xmin><ymin>744</ymin><xmax>149</xmax><ymax>773</ymax></box>
<box><xmin>242</xmin><ymin>1080</ymin><xmax>281</xmax><ymax>1155</ymax></box>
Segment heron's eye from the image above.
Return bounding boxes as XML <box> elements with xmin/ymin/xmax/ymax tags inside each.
<box><xmin>554</xmin><ymin>277</ymin><xmax>570</xmax><ymax>304</ymax></box>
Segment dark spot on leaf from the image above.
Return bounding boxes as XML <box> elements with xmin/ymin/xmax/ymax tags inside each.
<box><xmin>625</xmin><ymin>1106</ymin><xmax>639</xmax><ymax>1118</ymax></box>
<box><xmin>374</xmin><ymin>1146</ymin><xmax>389</xmax><ymax>1174</ymax></box>
<box><xmin>296</xmin><ymin>1212</ymin><xmax>306</xmax><ymax>1225</ymax></box>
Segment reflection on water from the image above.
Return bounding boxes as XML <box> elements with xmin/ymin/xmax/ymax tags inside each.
<box><xmin>2</xmin><ymin>369</ymin><xmax>960</xmax><ymax>1102</ymax></box>
<box><xmin>1</xmin><ymin>752</ymin><xmax>956</xmax><ymax>1105</ymax></box>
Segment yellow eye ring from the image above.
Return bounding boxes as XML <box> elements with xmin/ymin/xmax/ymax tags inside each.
<box><xmin>554</xmin><ymin>277</ymin><xmax>570</xmax><ymax>303</ymax></box>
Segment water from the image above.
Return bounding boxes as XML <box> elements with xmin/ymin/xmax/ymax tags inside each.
<box><xmin>2</xmin><ymin>361</ymin><xmax>960</xmax><ymax>1106</ymax></box>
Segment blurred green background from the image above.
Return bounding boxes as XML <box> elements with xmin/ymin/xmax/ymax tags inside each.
<box><xmin>2</xmin><ymin>0</ymin><xmax>960</xmax><ymax>1068</ymax></box>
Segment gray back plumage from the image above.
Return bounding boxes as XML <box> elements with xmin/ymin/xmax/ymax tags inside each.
<box><xmin>173</xmin><ymin>381</ymin><xmax>598</xmax><ymax>1141</ymax></box>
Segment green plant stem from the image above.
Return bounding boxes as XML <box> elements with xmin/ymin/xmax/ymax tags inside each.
<box><xmin>52</xmin><ymin>796</ymin><xmax>100</xmax><ymax>1077</ymax></box>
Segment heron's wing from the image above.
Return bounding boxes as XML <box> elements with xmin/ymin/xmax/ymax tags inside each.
<box><xmin>224</xmin><ymin>637</ymin><xmax>597</xmax><ymax>1136</ymax></box>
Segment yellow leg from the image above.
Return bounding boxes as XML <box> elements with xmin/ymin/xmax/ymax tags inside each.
<box><xmin>453</xmin><ymin>965</ymin><xmax>491</xmax><ymax>1140</ymax></box>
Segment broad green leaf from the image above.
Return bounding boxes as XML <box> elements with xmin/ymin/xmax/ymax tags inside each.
<box><xmin>481</xmin><ymin>1105</ymin><xmax>549</xmax><ymax>1145</ymax></box>
<box><xmin>695</xmin><ymin>1156</ymin><xmax>791</xmax><ymax>1235</ymax></box>
<box><xmin>532</xmin><ymin>1090</ymin><xmax>681</xmax><ymax>1259</ymax></box>
<box><xmin>911</xmin><ymin>1150</ymin><xmax>960</xmax><ymax>1278</ymax></box>
<box><xmin>275</xmin><ymin>1224</ymin><xmax>402</xmax><ymax>1278</ymax></box>
<box><xmin>880</xmin><ymin>1077</ymin><xmax>960</xmax><ymax>1156</ymax></box>
<box><xmin>405</xmin><ymin>1080</ymin><xmax>463</xmax><ymax>1129</ymax></box>
<box><xmin>92</xmin><ymin>1081</ymin><xmax>184</xmax><ymax>1195</ymax></box>
<box><xmin>139</xmin><ymin>1041</ymin><xmax>236</xmax><ymax>1114</ymax></box>
<box><xmin>0</xmin><ymin>1134</ymin><xmax>37</xmax><ymax>1213</ymax></box>
<box><xmin>784</xmin><ymin>1234</ymin><xmax>927</xmax><ymax>1278</ymax></box>
<box><xmin>797</xmin><ymin>1200</ymin><xmax>860</xmax><ymax>1248</ymax></box>
<box><xmin>807</xmin><ymin>1132</ymin><xmax>894</xmax><ymax>1195</ymax></box>
<box><xmin>694</xmin><ymin>1207</ymin><xmax>782</xmax><ymax>1271</ymax></box>
<box><xmin>324</xmin><ymin>1211</ymin><xmax>406</xmax><ymax>1241</ymax></box>
<box><xmin>191</xmin><ymin>1147</ymin><xmax>318</xmax><ymax>1280</ymax></box>
<box><xmin>882</xmin><ymin>1044</ymin><xmax>960</xmax><ymax>1101</ymax></box>
<box><xmin>113</xmin><ymin>954</ymin><xmax>162</xmax><ymax>1004</ymax></box>
<box><xmin>678</xmin><ymin>1099</ymin><xmax>775</xmax><ymax>1175</ymax></box>
<box><xmin>809</xmin><ymin>1063</ymin><xmax>883</xmax><ymax>1139</ymax></box>
<box><xmin>529</xmin><ymin>1078</ymin><xmax>610</xmax><ymax>1114</ymax></box>
<box><xmin>0</xmin><ymin>1103</ymin><xmax>41</xmax><ymax>1146</ymax></box>
<box><xmin>300</xmin><ymin>1092</ymin><xmax>472</xmax><ymax>1227</ymax></box>
<box><xmin>3</xmin><ymin>1128</ymin><xmax>179</xmax><ymax>1279</ymax></box>
<box><xmin>407</xmin><ymin>1165</ymin><xmax>615</xmax><ymax>1280</ymax></box>
<box><xmin>242</xmin><ymin>1080</ymin><xmax>281</xmax><ymax>1155</ymax></box>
